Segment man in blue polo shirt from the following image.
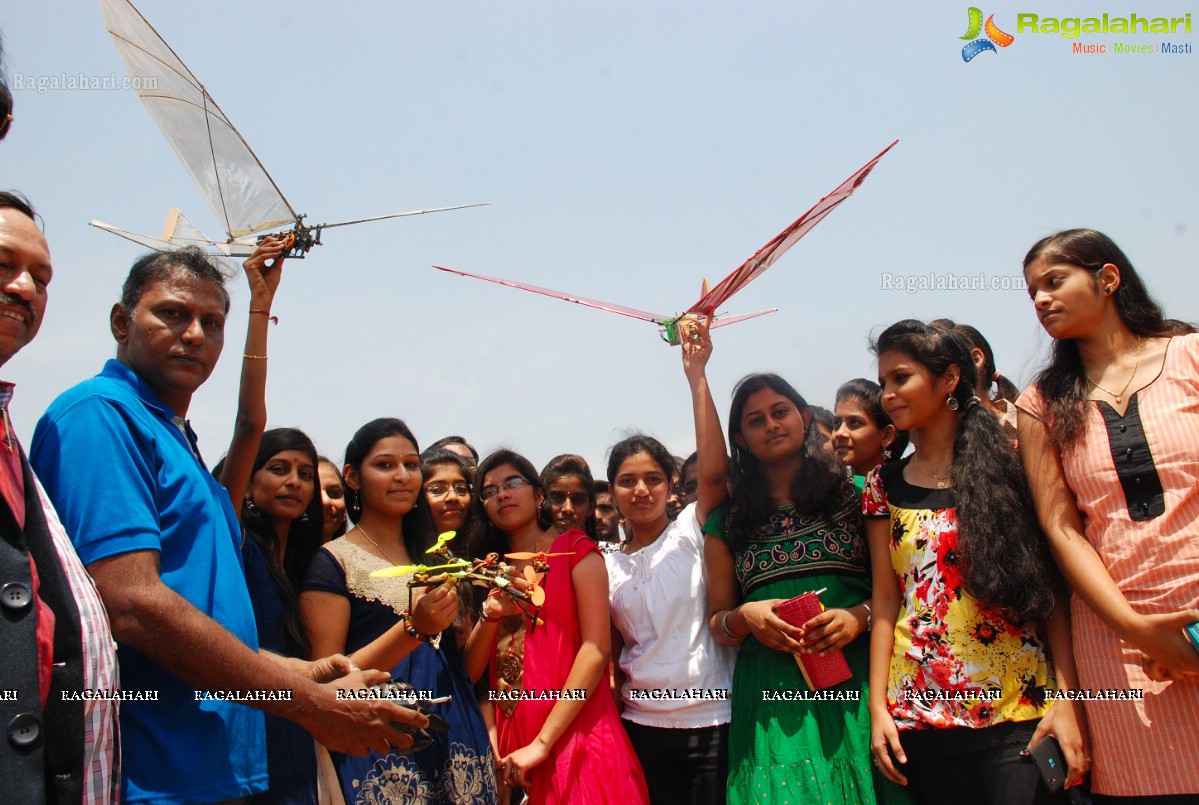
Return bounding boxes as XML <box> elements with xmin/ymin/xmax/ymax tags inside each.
<box><xmin>31</xmin><ymin>248</ymin><xmax>424</xmax><ymax>804</ymax></box>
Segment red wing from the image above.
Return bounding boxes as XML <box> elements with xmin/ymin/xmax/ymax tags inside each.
<box><xmin>708</xmin><ymin>308</ymin><xmax>778</xmax><ymax>330</ymax></box>
<box><xmin>688</xmin><ymin>139</ymin><xmax>898</xmax><ymax>315</ymax></box>
<box><xmin>433</xmin><ymin>265</ymin><xmax>668</xmax><ymax>323</ymax></box>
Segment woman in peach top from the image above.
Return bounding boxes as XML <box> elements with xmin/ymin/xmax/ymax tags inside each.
<box><xmin>1017</xmin><ymin>229</ymin><xmax>1199</xmax><ymax>801</ymax></box>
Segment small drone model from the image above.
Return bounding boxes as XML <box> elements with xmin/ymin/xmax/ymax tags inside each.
<box><xmin>368</xmin><ymin>532</ymin><xmax>567</xmax><ymax>631</ymax></box>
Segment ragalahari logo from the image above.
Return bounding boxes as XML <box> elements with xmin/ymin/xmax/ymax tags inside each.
<box><xmin>961</xmin><ymin>7</ymin><xmax>1015</xmax><ymax>61</ymax></box>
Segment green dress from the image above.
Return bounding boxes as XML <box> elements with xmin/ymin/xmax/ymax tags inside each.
<box><xmin>705</xmin><ymin>486</ymin><xmax>914</xmax><ymax>805</ymax></box>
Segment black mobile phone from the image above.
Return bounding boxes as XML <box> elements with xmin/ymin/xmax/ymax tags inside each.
<box><xmin>1027</xmin><ymin>737</ymin><xmax>1066</xmax><ymax>793</ymax></box>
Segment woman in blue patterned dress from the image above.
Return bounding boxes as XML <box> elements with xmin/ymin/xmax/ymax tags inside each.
<box><xmin>301</xmin><ymin>418</ymin><xmax>497</xmax><ymax>804</ymax></box>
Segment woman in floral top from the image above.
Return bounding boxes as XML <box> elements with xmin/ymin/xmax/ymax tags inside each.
<box><xmin>865</xmin><ymin>320</ymin><xmax>1087</xmax><ymax>805</ymax></box>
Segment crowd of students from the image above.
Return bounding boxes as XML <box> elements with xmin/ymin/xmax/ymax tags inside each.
<box><xmin>182</xmin><ymin>233</ymin><xmax>1199</xmax><ymax>803</ymax></box>
<box><xmin>3</xmin><ymin>163</ymin><xmax>1198</xmax><ymax>804</ymax></box>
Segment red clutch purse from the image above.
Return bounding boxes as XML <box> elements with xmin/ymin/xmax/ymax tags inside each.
<box><xmin>772</xmin><ymin>589</ymin><xmax>852</xmax><ymax>690</ymax></box>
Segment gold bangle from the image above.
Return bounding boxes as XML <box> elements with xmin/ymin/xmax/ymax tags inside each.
<box><xmin>242</xmin><ymin>353</ymin><xmax>268</xmax><ymax>360</ymax></box>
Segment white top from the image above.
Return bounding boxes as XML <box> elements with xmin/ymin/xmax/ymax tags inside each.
<box><xmin>605</xmin><ymin>503</ymin><xmax>735</xmax><ymax>728</ymax></box>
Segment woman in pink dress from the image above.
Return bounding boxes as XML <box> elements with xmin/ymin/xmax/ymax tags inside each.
<box><xmin>1017</xmin><ymin>228</ymin><xmax>1199</xmax><ymax>801</ymax></box>
<box><xmin>464</xmin><ymin>449</ymin><xmax>649</xmax><ymax>805</ymax></box>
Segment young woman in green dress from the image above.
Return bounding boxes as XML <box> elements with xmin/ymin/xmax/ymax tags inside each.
<box><xmin>683</xmin><ymin>320</ymin><xmax>908</xmax><ymax>805</ymax></box>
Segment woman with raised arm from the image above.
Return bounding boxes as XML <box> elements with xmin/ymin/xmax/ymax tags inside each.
<box><xmin>685</xmin><ymin>321</ymin><xmax>897</xmax><ymax>805</ymax></box>
<box><xmin>211</xmin><ymin>237</ymin><xmax>328</xmax><ymax>805</ymax></box>
<box><xmin>300</xmin><ymin>419</ymin><xmax>497</xmax><ymax>803</ymax></box>
<box><xmin>464</xmin><ymin>450</ymin><xmax>648</xmax><ymax>804</ymax></box>
<box><xmin>866</xmin><ymin>319</ymin><xmax>1084</xmax><ymax>804</ymax></box>
<box><xmin>605</xmin><ymin>432</ymin><xmax>735</xmax><ymax>804</ymax></box>
<box><xmin>1016</xmin><ymin>229</ymin><xmax>1199</xmax><ymax>801</ymax></box>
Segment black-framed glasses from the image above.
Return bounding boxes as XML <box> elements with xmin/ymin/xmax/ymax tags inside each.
<box><xmin>426</xmin><ymin>482</ymin><xmax>471</xmax><ymax>499</ymax></box>
<box><xmin>480</xmin><ymin>476</ymin><xmax>530</xmax><ymax>501</ymax></box>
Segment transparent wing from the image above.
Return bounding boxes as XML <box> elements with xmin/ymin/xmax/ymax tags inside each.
<box><xmin>92</xmin><ymin>209</ymin><xmax>257</xmax><ymax>258</ymax></box>
<box><xmin>709</xmin><ymin>308</ymin><xmax>777</xmax><ymax>329</ymax></box>
<box><xmin>89</xmin><ymin>219</ymin><xmax>189</xmax><ymax>252</ymax></box>
<box><xmin>99</xmin><ymin>0</ymin><xmax>297</xmax><ymax>239</ymax></box>
<box><xmin>689</xmin><ymin>139</ymin><xmax>898</xmax><ymax>315</ymax></box>
<box><xmin>433</xmin><ymin>265</ymin><xmax>669</xmax><ymax>323</ymax></box>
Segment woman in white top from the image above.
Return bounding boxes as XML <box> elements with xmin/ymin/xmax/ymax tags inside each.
<box><xmin>606</xmin><ymin>432</ymin><xmax>736</xmax><ymax>805</ymax></box>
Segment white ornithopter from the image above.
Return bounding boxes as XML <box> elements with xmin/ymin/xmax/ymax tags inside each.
<box><xmin>436</xmin><ymin>140</ymin><xmax>897</xmax><ymax>344</ymax></box>
<box><xmin>91</xmin><ymin>0</ymin><xmax>487</xmax><ymax>258</ymax></box>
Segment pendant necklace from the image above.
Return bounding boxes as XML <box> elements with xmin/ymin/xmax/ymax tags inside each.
<box><xmin>1086</xmin><ymin>337</ymin><xmax>1143</xmax><ymax>405</ymax></box>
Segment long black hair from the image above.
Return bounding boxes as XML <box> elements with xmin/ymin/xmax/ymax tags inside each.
<box><xmin>343</xmin><ymin>418</ymin><xmax>434</xmax><ymax>559</ymax></box>
<box><xmin>468</xmin><ymin>449</ymin><xmax>548</xmax><ymax>560</ymax></box>
<box><xmin>929</xmin><ymin>319</ymin><xmax>1021</xmax><ymax>404</ymax></box>
<box><xmin>242</xmin><ymin>428</ymin><xmax>324</xmax><ymax>657</ymax></box>
<box><xmin>1024</xmin><ymin>229</ymin><xmax>1195</xmax><ymax>448</ymax></box>
<box><xmin>873</xmin><ymin>320</ymin><xmax>1060</xmax><ymax>621</ymax></box>
<box><xmin>725</xmin><ymin>373</ymin><xmax>849</xmax><ymax>548</ymax></box>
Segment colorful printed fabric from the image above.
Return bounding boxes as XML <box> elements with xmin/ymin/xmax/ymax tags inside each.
<box><xmin>862</xmin><ymin>459</ymin><xmax>1054</xmax><ymax>731</ymax></box>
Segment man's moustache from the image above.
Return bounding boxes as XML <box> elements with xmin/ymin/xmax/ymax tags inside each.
<box><xmin>0</xmin><ymin>294</ymin><xmax>35</xmax><ymax>324</ymax></box>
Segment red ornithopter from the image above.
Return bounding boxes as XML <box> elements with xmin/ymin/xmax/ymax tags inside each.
<box><xmin>434</xmin><ymin>140</ymin><xmax>897</xmax><ymax>344</ymax></box>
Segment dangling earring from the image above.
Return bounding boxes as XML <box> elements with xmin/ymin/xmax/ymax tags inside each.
<box><xmin>299</xmin><ymin>511</ymin><xmax>310</xmax><ymax>522</ymax></box>
<box><xmin>883</xmin><ymin>448</ymin><xmax>893</xmax><ymax>460</ymax></box>
<box><xmin>244</xmin><ymin>496</ymin><xmax>257</xmax><ymax>511</ymax></box>
<box><xmin>946</xmin><ymin>395</ymin><xmax>960</xmax><ymax>411</ymax></box>
<box><xmin>350</xmin><ymin>492</ymin><xmax>361</xmax><ymax>517</ymax></box>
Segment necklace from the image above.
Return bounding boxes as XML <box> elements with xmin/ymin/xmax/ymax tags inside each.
<box><xmin>1086</xmin><ymin>337</ymin><xmax>1144</xmax><ymax>405</ymax></box>
<box><xmin>357</xmin><ymin>524</ymin><xmax>401</xmax><ymax>566</ymax></box>
<box><xmin>914</xmin><ymin>455</ymin><xmax>953</xmax><ymax>489</ymax></box>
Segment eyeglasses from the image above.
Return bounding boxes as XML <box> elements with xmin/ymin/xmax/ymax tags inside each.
<box><xmin>480</xmin><ymin>476</ymin><xmax>531</xmax><ymax>501</ymax></box>
<box><xmin>547</xmin><ymin>491</ymin><xmax>590</xmax><ymax>508</ymax></box>
<box><xmin>426</xmin><ymin>482</ymin><xmax>471</xmax><ymax>498</ymax></box>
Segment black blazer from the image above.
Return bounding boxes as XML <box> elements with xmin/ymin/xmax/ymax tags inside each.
<box><xmin>0</xmin><ymin>450</ymin><xmax>85</xmax><ymax>804</ymax></box>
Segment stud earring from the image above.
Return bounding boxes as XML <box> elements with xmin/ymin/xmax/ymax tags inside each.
<box><xmin>946</xmin><ymin>395</ymin><xmax>960</xmax><ymax>411</ymax></box>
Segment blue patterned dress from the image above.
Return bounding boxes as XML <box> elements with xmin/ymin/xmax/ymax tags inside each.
<box><xmin>303</xmin><ymin>539</ymin><xmax>498</xmax><ymax>804</ymax></box>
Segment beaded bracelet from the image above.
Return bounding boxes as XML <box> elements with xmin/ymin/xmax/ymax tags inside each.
<box><xmin>404</xmin><ymin>617</ymin><xmax>428</xmax><ymax>643</ymax></box>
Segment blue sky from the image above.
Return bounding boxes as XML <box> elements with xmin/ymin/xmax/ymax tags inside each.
<box><xmin>3</xmin><ymin>1</ymin><xmax>1196</xmax><ymax>475</ymax></box>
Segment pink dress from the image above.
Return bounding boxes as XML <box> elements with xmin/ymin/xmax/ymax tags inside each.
<box><xmin>489</xmin><ymin>528</ymin><xmax>649</xmax><ymax>805</ymax></box>
<box><xmin>1018</xmin><ymin>333</ymin><xmax>1199</xmax><ymax>797</ymax></box>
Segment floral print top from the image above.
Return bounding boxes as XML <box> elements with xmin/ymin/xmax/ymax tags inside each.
<box><xmin>862</xmin><ymin>459</ymin><xmax>1054</xmax><ymax>731</ymax></box>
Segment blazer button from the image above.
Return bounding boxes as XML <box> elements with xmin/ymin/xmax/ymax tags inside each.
<box><xmin>7</xmin><ymin>712</ymin><xmax>41</xmax><ymax>747</ymax></box>
<box><xmin>0</xmin><ymin>582</ymin><xmax>32</xmax><ymax>612</ymax></box>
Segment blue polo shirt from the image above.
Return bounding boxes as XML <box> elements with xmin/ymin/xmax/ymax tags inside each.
<box><xmin>31</xmin><ymin>359</ymin><xmax>267</xmax><ymax>804</ymax></box>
